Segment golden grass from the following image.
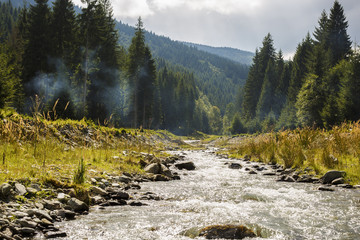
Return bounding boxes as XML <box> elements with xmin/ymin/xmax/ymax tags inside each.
<box><xmin>223</xmin><ymin>122</ymin><xmax>360</xmax><ymax>184</ymax></box>
<box><xmin>0</xmin><ymin>109</ymin><xmax>169</xmax><ymax>186</ymax></box>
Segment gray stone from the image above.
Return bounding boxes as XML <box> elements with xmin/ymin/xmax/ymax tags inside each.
<box><xmin>19</xmin><ymin>227</ymin><xmax>35</xmax><ymax>235</ymax></box>
<box><xmin>26</xmin><ymin>187</ymin><xmax>38</xmax><ymax>196</ymax></box>
<box><xmin>0</xmin><ymin>229</ymin><xmax>13</xmax><ymax>240</ymax></box>
<box><xmin>14</xmin><ymin>183</ymin><xmax>27</xmax><ymax>196</ymax></box>
<box><xmin>160</xmin><ymin>164</ymin><xmax>173</xmax><ymax>178</ymax></box>
<box><xmin>229</xmin><ymin>163</ymin><xmax>242</xmax><ymax>169</ymax></box>
<box><xmin>0</xmin><ymin>183</ymin><xmax>13</xmax><ymax>200</ymax></box>
<box><xmin>67</xmin><ymin>198</ymin><xmax>89</xmax><ymax>213</ymax></box>
<box><xmin>199</xmin><ymin>225</ymin><xmax>256</xmax><ymax>239</ymax></box>
<box><xmin>262</xmin><ymin>171</ymin><xmax>276</xmax><ymax>176</ymax></box>
<box><xmin>26</xmin><ymin>209</ymin><xmax>52</xmax><ymax>222</ymax></box>
<box><xmin>144</xmin><ymin>163</ymin><xmax>161</xmax><ymax>174</ymax></box>
<box><xmin>175</xmin><ymin>162</ymin><xmax>196</xmax><ymax>171</ymax></box>
<box><xmin>18</xmin><ymin>219</ymin><xmax>37</xmax><ymax>228</ymax></box>
<box><xmin>45</xmin><ymin>231</ymin><xmax>67</xmax><ymax>239</ymax></box>
<box><xmin>110</xmin><ymin>191</ymin><xmax>129</xmax><ymax>200</ymax></box>
<box><xmin>331</xmin><ymin>177</ymin><xmax>345</xmax><ymax>185</ymax></box>
<box><xmin>248</xmin><ymin>170</ymin><xmax>257</xmax><ymax>175</ymax></box>
<box><xmin>117</xmin><ymin>175</ymin><xmax>132</xmax><ymax>184</ymax></box>
<box><xmin>90</xmin><ymin>186</ymin><xmax>108</xmax><ymax>196</ymax></box>
<box><xmin>57</xmin><ymin>193</ymin><xmax>70</xmax><ymax>203</ymax></box>
<box><xmin>321</xmin><ymin>170</ymin><xmax>346</xmax><ymax>184</ymax></box>
<box><xmin>43</xmin><ymin>200</ymin><xmax>62</xmax><ymax>210</ymax></box>
<box><xmin>318</xmin><ymin>186</ymin><xmax>335</xmax><ymax>192</ymax></box>
<box><xmin>40</xmin><ymin>218</ymin><xmax>53</xmax><ymax>227</ymax></box>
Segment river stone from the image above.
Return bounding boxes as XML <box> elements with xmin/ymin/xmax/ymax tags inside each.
<box><xmin>67</xmin><ymin>198</ymin><xmax>89</xmax><ymax>213</ymax></box>
<box><xmin>229</xmin><ymin>163</ymin><xmax>242</xmax><ymax>169</ymax></box>
<box><xmin>45</xmin><ymin>231</ymin><xmax>67</xmax><ymax>239</ymax></box>
<box><xmin>331</xmin><ymin>177</ymin><xmax>345</xmax><ymax>185</ymax></box>
<box><xmin>160</xmin><ymin>164</ymin><xmax>173</xmax><ymax>178</ymax></box>
<box><xmin>18</xmin><ymin>219</ymin><xmax>37</xmax><ymax>228</ymax></box>
<box><xmin>90</xmin><ymin>186</ymin><xmax>108</xmax><ymax>196</ymax></box>
<box><xmin>26</xmin><ymin>209</ymin><xmax>53</xmax><ymax>222</ymax></box>
<box><xmin>318</xmin><ymin>186</ymin><xmax>335</xmax><ymax>192</ymax></box>
<box><xmin>110</xmin><ymin>191</ymin><xmax>129</xmax><ymax>200</ymax></box>
<box><xmin>0</xmin><ymin>183</ymin><xmax>13</xmax><ymax>200</ymax></box>
<box><xmin>0</xmin><ymin>229</ymin><xmax>13</xmax><ymax>240</ymax></box>
<box><xmin>175</xmin><ymin>162</ymin><xmax>196</xmax><ymax>170</ymax></box>
<box><xmin>199</xmin><ymin>225</ymin><xmax>256</xmax><ymax>239</ymax></box>
<box><xmin>144</xmin><ymin>163</ymin><xmax>161</xmax><ymax>174</ymax></box>
<box><xmin>43</xmin><ymin>199</ymin><xmax>62</xmax><ymax>210</ymax></box>
<box><xmin>19</xmin><ymin>227</ymin><xmax>36</xmax><ymax>235</ymax></box>
<box><xmin>14</xmin><ymin>183</ymin><xmax>27</xmax><ymax>196</ymax></box>
<box><xmin>321</xmin><ymin>170</ymin><xmax>346</xmax><ymax>184</ymax></box>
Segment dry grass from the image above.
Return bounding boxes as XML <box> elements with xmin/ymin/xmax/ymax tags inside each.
<box><xmin>0</xmin><ymin>108</ymin><xmax>168</xmax><ymax>186</ymax></box>
<box><xmin>224</xmin><ymin>122</ymin><xmax>360</xmax><ymax>184</ymax></box>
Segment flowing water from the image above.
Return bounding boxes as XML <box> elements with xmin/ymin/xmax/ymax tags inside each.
<box><xmin>55</xmin><ymin>147</ymin><xmax>360</xmax><ymax>240</ymax></box>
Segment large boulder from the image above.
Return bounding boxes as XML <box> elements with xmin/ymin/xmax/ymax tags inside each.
<box><xmin>90</xmin><ymin>186</ymin><xmax>108</xmax><ymax>197</ymax></box>
<box><xmin>321</xmin><ymin>170</ymin><xmax>346</xmax><ymax>184</ymax></box>
<box><xmin>14</xmin><ymin>183</ymin><xmax>27</xmax><ymax>196</ymax></box>
<box><xmin>144</xmin><ymin>163</ymin><xmax>161</xmax><ymax>174</ymax></box>
<box><xmin>0</xmin><ymin>183</ymin><xmax>13</xmax><ymax>201</ymax></box>
<box><xmin>199</xmin><ymin>225</ymin><xmax>256</xmax><ymax>239</ymax></box>
<box><xmin>175</xmin><ymin>162</ymin><xmax>196</xmax><ymax>171</ymax></box>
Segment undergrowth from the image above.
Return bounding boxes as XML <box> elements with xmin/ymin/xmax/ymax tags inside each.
<box><xmin>223</xmin><ymin>122</ymin><xmax>360</xmax><ymax>184</ymax></box>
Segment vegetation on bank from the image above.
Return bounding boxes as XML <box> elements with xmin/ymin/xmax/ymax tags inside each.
<box><xmin>0</xmin><ymin>108</ymin><xmax>179</xmax><ymax>187</ymax></box>
<box><xmin>219</xmin><ymin>122</ymin><xmax>360</xmax><ymax>184</ymax></box>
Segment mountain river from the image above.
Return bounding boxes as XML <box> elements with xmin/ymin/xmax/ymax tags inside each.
<box><xmin>54</xmin><ymin>146</ymin><xmax>360</xmax><ymax>240</ymax></box>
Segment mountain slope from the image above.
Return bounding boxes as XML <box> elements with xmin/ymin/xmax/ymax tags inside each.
<box><xmin>183</xmin><ymin>42</ymin><xmax>254</xmax><ymax>65</ymax></box>
<box><xmin>115</xmin><ymin>21</ymin><xmax>249</xmax><ymax>112</ymax></box>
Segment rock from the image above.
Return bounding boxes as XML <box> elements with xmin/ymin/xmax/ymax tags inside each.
<box><xmin>43</xmin><ymin>200</ymin><xmax>62</xmax><ymax>210</ymax></box>
<box><xmin>14</xmin><ymin>183</ymin><xmax>27</xmax><ymax>196</ymax></box>
<box><xmin>26</xmin><ymin>187</ymin><xmax>38</xmax><ymax>196</ymax></box>
<box><xmin>57</xmin><ymin>193</ymin><xmax>70</xmax><ymax>203</ymax></box>
<box><xmin>297</xmin><ymin>175</ymin><xmax>316</xmax><ymax>183</ymax></box>
<box><xmin>116</xmin><ymin>175</ymin><xmax>132</xmax><ymax>184</ymax></box>
<box><xmin>144</xmin><ymin>163</ymin><xmax>161</xmax><ymax>174</ymax></box>
<box><xmin>175</xmin><ymin>162</ymin><xmax>196</xmax><ymax>171</ymax></box>
<box><xmin>0</xmin><ymin>183</ymin><xmax>13</xmax><ymax>201</ymax></box>
<box><xmin>229</xmin><ymin>163</ymin><xmax>242</xmax><ymax>169</ymax></box>
<box><xmin>18</xmin><ymin>219</ymin><xmax>37</xmax><ymax>228</ymax></box>
<box><xmin>19</xmin><ymin>227</ymin><xmax>35</xmax><ymax>235</ymax></box>
<box><xmin>248</xmin><ymin>170</ymin><xmax>257</xmax><ymax>174</ymax></box>
<box><xmin>41</xmin><ymin>218</ymin><xmax>54</xmax><ymax>227</ymax></box>
<box><xmin>129</xmin><ymin>201</ymin><xmax>145</xmax><ymax>206</ymax></box>
<box><xmin>160</xmin><ymin>164</ymin><xmax>173</xmax><ymax>178</ymax></box>
<box><xmin>26</xmin><ymin>209</ymin><xmax>52</xmax><ymax>222</ymax></box>
<box><xmin>154</xmin><ymin>174</ymin><xmax>171</xmax><ymax>181</ymax></box>
<box><xmin>55</xmin><ymin>209</ymin><xmax>76</xmax><ymax>220</ymax></box>
<box><xmin>45</xmin><ymin>231</ymin><xmax>67</xmax><ymax>239</ymax></box>
<box><xmin>321</xmin><ymin>170</ymin><xmax>346</xmax><ymax>184</ymax></box>
<box><xmin>318</xmin><ymin>186</ymin><xmax>335</xmax><ymax>192</ymax></box>
<box><xmin>67</xmin><ymin>198</ymin><xmax>89</xmax><ymax>213</ymax></box>
<box><xmin>244</xmin><ymin>155</ymin><xmax>251</xmax><ymax>161</ymax></box>
<box><xmin>199</xmin><ymin>225</ymin><xmax>256</xmax><ymax>239</ymax></box>
<box><xmin>331</xmin><ymin>177</ymin><xmax>345</xmax><ymax>185</ymax></box>
<box><xmin>262</xmin><ymin>171</ymin><xmax>276</xmax><ymax>176</ymax></box>
<box><xmin>110</xmin><ymin>191</ymin><xmax>129</xmax><ymax>200</ymax></box>
<box><xmin>90</xmin><ymin>186</ymin><xmax>108</xmax><ymax>196</ymax></box>
<box><xmin>0</xmin><ymin>231</ymin><xmax>13</xmax><ymax>240</ymax></box>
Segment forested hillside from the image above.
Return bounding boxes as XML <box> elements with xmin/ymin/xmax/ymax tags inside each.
<box><xmin>233</xmin><ymin>1</ymin><xmax>359</xmax><ymax>133</ymax></box>
<box><xmin>183</xmin><ymin>42</ymin><xmax>254</xmax><ymax>65</ymax></box>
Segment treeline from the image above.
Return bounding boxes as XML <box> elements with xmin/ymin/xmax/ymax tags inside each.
<box><xmin>231</xmin><ymin>0</ymin><xmax>359</xmax><ymax>133</ymax></box>
<box><xmin>0</xmin><ymin>0</ymin><xmax>226</xmax><ymax>135</ymax></box>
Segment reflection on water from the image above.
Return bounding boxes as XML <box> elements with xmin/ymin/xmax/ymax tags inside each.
<box><xmin>54</xmin><ymin>149</ymin><xmax>360</xmax><ymax>239</ymax></box>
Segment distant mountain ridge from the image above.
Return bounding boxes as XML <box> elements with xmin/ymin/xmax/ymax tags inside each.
<box><xmin>183</xmin><ymin>42</ymin><xmax>254</xmax><ymax>65</ymax></box>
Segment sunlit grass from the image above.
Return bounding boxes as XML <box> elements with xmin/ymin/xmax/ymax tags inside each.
<box><xmin>222</xmin><ymin>122</ymin><xmax>360</xmax><ymax>184</ymax></box>
<box><xmin>0</xmin><ymin>109</ymin><xmax>170</xmax><ymax>186</ymax></box>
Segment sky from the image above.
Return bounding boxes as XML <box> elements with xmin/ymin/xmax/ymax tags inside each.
<box><xmin>73</xmin><ymin>0</ymin><xmax>360</xmax><ymax>59</ymax></box>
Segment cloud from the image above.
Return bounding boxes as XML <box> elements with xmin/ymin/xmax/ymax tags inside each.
<box><xmin>72</xmin><ymin>0</ymin><xmax>360</xmax><ymax>56</ymax></box>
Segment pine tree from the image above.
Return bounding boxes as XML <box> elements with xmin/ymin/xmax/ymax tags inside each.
<box><xmin>22</xmin><ymin>0</ymin><xmax>51</xmax><ymax>101</ymax></box>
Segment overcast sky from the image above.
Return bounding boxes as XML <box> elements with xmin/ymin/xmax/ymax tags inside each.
<box><xmin>73</xmin><ymin>0</ymin><xmax>360</xmax><ymax>59</ymax></box>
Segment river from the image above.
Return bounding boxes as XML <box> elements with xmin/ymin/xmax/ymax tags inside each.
<box><xmin>55</xmin><ymin>147</ymin><xmax>360</xmax><ymax>239</ymax></box>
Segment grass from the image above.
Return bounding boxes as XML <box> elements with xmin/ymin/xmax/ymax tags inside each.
<box><xmin>0</xmin><ymin>108</ymin><xmax>171</xmax><ymax>188</ymax></box>
<box><xmin>221</xmin><ymin>122</ymin><xmax>360</xmax><ymax>185</ymax></box>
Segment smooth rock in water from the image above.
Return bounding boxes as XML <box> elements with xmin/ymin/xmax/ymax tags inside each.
<box><xmin>90</xmin><ymin>186</ymin><xmax>108</xmax><ymax>196</ymax></box>
<box><xmin>56</xmin><ymin>209</ymin><xmax>76</xmax><ymax>220</ymax></box>
<box><xmin>110</xmin><ymin>191</ymin><xmax>129</xmax><ymax>200</ymax></box>
<box><xmin>262</xmin><ymin>171</ymin><xmax>276</xmax><ymax>176</ymax></box>
<box><xmin>67</xmin><ymin>198</ymin><xmax>89</xmax><ymax>213</ymax></box>
<box><xmin>229</xmin><ymin>163</ymin><xmax>242</xmax><ymax>169</ymax></box>
<box><xmin>160</xmin><ymin>164</ymin><xmax>173</xmax><ymax>178</ymax></box>
<box><xmin>117</xmin><ymin>175</ymin><xmax>132</xmax><ymax>184</ymax></box>
<box><xmin>248</xmin><ymin>170</ymin><xmax>257</xmax><ymax>175</ymax></box>
<box><xmin>45</xmin><ymin>231</ymin><xmax>67</xmax><ymax>239</ymax></box>
<box><xmin>19</xmin><ymin>227</ymin><xmax>36</xmax><ymax>235</ymax></box>
<box><xmin>318</xmin><ymin>186</ymin><xmax>335</xmax><ymax>192</ymax></box>
<box><xmin>14</xmin><ymin>183</ymin><xmax>27</xmax><ymax>196</ymax></box>
<box><xmin>175</xmin><ymin>162</ymin><xmax>196</xmax><ymax>171</ymax></box>
<box><xmin>144</xmin><ymin>163</ymin><xmax>161</xmax><ymax>174</ymax></box>
<box><xmin>154</xmin><ymin>174</ymin><xmax>171</xmax><ymax>181</ymax></box>
<box><xmin>199</xmin><ymin>225</ymin><xmax>256</xmax><ymax>239</ymax></box>
<box><xmin>41</xmin><ymin>218</ymin><xmax>54</xmax><ymax>227</ymax></box>
<box><xmin>331</xmin><ymin>177</ymin><xmax>345</xmax><ymax>185</ymax></box>
<box><xmin>321</xmin><ymin>170</ymin><xmax>346</xmax><ymax>184</ymax></box>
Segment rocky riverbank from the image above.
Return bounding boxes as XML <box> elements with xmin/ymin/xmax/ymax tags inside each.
<box><xmin>0</xmin><ymin>152</ymin><xmax>196</xmax><ymax>240</ymax></box>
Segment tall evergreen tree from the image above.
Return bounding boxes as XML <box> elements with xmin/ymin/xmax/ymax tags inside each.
<box><xmin>22</xmin><ymin>0</ymin><xmax>51</xmax><ymax>101</ymax></box>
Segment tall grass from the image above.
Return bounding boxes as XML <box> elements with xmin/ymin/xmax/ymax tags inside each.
<box><xmin>226</xmin><ymin>122</ymin><xmax>360</xmax><ymax>184</ymax></box>
<box><xmin>0</xmin><ymin>108</ymin><xmax>167</xmax><ymax>186</ymax></box>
